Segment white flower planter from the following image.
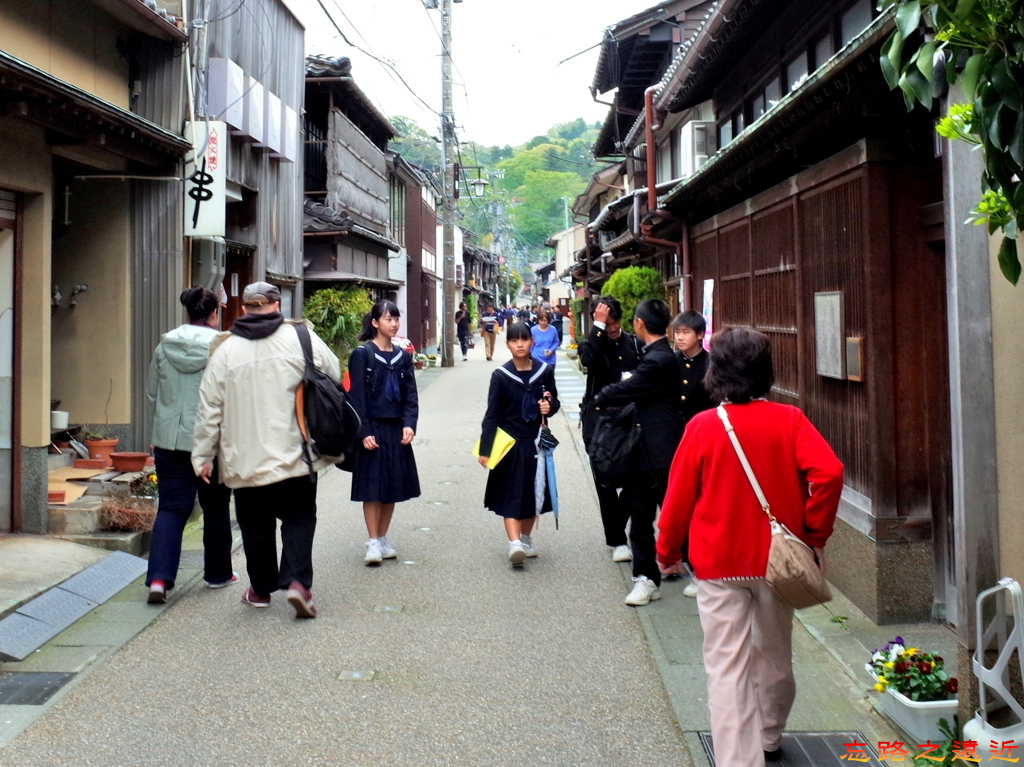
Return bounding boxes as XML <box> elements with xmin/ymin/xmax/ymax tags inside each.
<box><xmin>879</xmin><ymin>688</ymin><xmax>958</xmax><ymax>743</ymax></box>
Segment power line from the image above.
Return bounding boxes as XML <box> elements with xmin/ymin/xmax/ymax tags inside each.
<box><xmin>312</xmin><ymin>0</ymin><xmax>438</xmax><ymax>116</ymax></box>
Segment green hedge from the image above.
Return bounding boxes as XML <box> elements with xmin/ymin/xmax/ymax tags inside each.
<box><xmin>601</xmin><ymin>266</ymin><xmax>666</xmax><ymax>327</ymax></box>
<box><xmin>569</xmin><ymin>297</ymin><xmax>584</xmax><ymax>341</ymax></box>
<box><xmin>303</xmin><ymin>286</ymin><xmax>374</xmax><ymax>366</ymax></box>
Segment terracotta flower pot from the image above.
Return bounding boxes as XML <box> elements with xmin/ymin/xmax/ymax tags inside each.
<box><xmin>110</xmin><ymin>452</ymin><xmax>149</xmax><ymax>473</ymax></box>
<box><xmin>414</xmin><ymin>360</ymin><xmax>424</xmax><ymax>370</ymax></box>
<box><xmin>84</xmin><ymin>438</ymin><xmax>119</xmax><ymax>466</ymax></box>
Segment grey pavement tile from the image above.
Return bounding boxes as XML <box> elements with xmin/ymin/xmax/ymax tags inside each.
<box><xmin>58</xmin><ymin>551</ymin><xmax>148</xmax><ymax>603</ymax></box>
<box><xmin>47</xmin><ymin>620</ymin><xmax>143</xmax><ymax>648</ymax></box>
<box><xmin>0</xmin><ymin>645</ymin><xmax>103</xmax><ymax>674</ymax></box>
<box><xmin>81</xmin><ymin>602</ymin><xmax>165</xmax><ymax>624</ymax></box>
<box><xmin>0</xmin><ymin>614</ymin><xmax>62</xmax><ymax>663</ymax></box>
<box><xmin>15</xmin><ymin>589</ymin><xmax>98</xmax><ymax>628</ymax></box>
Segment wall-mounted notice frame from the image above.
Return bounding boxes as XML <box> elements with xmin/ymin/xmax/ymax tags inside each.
<box><xmin>814</xmin><ymin>291</ymin><xmax>845</xmax><ymax>379</ymax></box>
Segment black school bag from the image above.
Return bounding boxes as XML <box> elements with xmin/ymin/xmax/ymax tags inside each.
<box><xmin>294</xmin><ymin>324</ymin><xmax>361</xmax><ymax>476</ymax></box>
<box><xmin>586</xmin><ymin>402</ymin><xmax>641</xmax><ymax>487</ymax></box>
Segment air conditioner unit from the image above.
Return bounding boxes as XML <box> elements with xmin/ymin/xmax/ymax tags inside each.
<box><xmin>680</xmin><ymin>121</ymin><xmax>717</xmax><ymax>178</ymax></box>
<box><xmin>191</xmin><ymin>236</ymin><xmax>226</xmax><ymax>291</ymax></box>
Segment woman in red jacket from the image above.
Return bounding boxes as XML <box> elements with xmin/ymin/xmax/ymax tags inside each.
<box><xmin>657</xmin><ymin>328</ymin><xmax>843</xmax><ymax>767</ymax></box>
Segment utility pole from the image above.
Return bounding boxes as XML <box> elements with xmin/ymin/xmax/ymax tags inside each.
<box><xmin>439</xmin><ymin>0</ymin><xmax>457</xmax><ymax>368</ymax></box>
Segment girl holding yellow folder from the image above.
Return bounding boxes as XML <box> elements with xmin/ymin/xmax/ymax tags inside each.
<box><xmin>478</xmin><ymin>323</ymin><xmax>560</xmax><ymax>566</ymax></box>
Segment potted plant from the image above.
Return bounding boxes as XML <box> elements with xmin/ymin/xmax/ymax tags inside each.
<box><xmin>867</xmin><ymin>637</ymin><xmax>958</xmax><ymax>743</ymax></box>
<box><xmin>99</xmin><ymin>471</ymin><xmax>158</xmax><ymax>533</ymax></box>
<box><xmin>82</xmin><ymin>428</ymin><xmax>119</xmax><ymax>466</ymax></box>
<box><xmin>413</xmin><ymin>353</ymin><xmax>426</xmax><ymax>371</ymax></box>
<box><xmin>566</xmin><ymin>341</ymin><xmax>579</xmax><ymax>360</ymax></box>
<box><xmin>426</xmin><ymin>354</ymin><xmax>438</xmax><ymax>368</ymax></box>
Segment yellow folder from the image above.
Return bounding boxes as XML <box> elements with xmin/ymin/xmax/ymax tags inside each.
<box><xmin>473</xmin><ymin>428</ymin><xmax>516</xmax><ymax>470</ymax></box>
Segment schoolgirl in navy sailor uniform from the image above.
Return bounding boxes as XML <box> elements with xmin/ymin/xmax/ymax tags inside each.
<box><xmin>348</xmin><ymin>300</ymin><xmax>420</xmax><ymax>565</ymax></box>
<box><xmin>478</xmin><ymin>322</ymin><xmax>560</xmax><ymax>566</ymax></box>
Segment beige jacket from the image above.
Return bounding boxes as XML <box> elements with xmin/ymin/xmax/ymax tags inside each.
<box><xmin>191</xmin><ymin>318</ymin><xmax>341</xmax><ymax>489</ymax></box>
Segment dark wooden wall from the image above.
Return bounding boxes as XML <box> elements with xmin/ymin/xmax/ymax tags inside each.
<box><xmin>689</xmin><ymin>151</ymin><xmax>949</xmax><ymax>523</ymax></box>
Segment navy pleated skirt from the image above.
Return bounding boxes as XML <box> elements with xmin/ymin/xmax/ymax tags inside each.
<box><xmin>351</xmin><ymin>418</ymin><xmax>421</xmax><ymax>503</ymax></box>
<box><xmin>483</xmin><ymin>437</ymin><xmax>552</xmax><ymax>520</ymax></box>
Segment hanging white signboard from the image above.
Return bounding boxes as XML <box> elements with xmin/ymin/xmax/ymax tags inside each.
<box><xmin>184</xmin><ymin>121</ymin><xmax>227</xmax><ymax>237</ymax></box>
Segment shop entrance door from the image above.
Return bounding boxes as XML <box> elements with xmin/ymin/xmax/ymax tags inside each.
<box><xmin>0</xmin><ymin>191</ymin><xmax>16</xmax><ymax>532</ymax></box>
<box><xmin>222</xmin><ymin>245</ymin><xmax>254</xmax><ymax>329</ymax></box>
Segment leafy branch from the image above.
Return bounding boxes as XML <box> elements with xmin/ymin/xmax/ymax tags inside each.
<box><xmin>878</xmin><ymin>0</ymin><xmax>1024</xmax><ymax>283</ymax></box>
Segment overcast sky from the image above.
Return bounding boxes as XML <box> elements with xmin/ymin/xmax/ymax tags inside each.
<box><xmin>287</xmin><ymin>0</ymin><xmax>659</xmax><ymax>147</ymax></box>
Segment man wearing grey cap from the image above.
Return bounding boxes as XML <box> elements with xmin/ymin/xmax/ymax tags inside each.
<box><xmin>192</xmin><ymin>281</ymin><xmax>341</xmax><ymax>619</ymax></box>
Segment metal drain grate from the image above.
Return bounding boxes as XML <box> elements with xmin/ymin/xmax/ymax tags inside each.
<box><xmin>0</xmin><ymin>672</ymin><xmax>76</xmax><ymax>705</ymax></box>
<box><xmin>699</xmin><ymin>732</ymin><xmax>882</xmax><ymax>766</ymax></box>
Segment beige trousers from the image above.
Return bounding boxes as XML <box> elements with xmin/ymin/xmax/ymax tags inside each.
<box><xmin>483</xmin><ymin>330</ymin><xmax>496</xmax><ymax>359</ymax></box>
<box><xmin>697</xmin><ymin>578</ymin><xmax>796</xmax><ymax>767</ymax></box>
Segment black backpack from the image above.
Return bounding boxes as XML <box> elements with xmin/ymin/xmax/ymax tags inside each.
<box><xmin>294</xmin><ymin>324</ymin><xmax>361</xmax><ymax>477</ymax></box>
<box><xmin>586</xmin><ymin>402</ymin><xmax>641</xmax><ymax>487</ymax></box>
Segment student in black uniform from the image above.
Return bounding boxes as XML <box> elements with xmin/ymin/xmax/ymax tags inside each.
<box><xmin>592</xmin><ymin>299</ymin><xmax>684</xmax><ymax>606</ymax></box>
<box><xmin>477</xmin><ymin>323</ymin><xmax>560</xmax><ymax>566</ymax></box>
<box><xmin>579</xmin><ymin>296</ymin><xmax>640</xmax><ymax>563</ymax></box>
<box><xmin>348</xmin><ymin>300</ymin><xmax>421</xmax><ymax>566</ymax></box>
<box><xmin>665</xmin><ymin>310</ymin><xmax>715</xmax><ymax>595</ymax></box>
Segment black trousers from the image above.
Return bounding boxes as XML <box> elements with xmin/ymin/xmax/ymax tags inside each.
<box><xmin>625</xmin><ymin>466</ymin><xmax>670</xmax><ymax>586</ymax></box>
<box><xmin>587</xmin><ymin>458</ymin><xmax>629</xmax><ymax>547</ymax></box>
<box><xmin>234</xmin><ymin>475</ymin><xmax>317</xmax><ymax>596</ymax></box>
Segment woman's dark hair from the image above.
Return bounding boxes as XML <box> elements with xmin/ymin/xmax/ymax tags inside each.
<box><xmin>180</xmin><ymin>285</ymin><xmax>219</xmax><ymax>322</ymax></box>
<box><xmin>704</xmin><ymin>328</ymin><xmax>774</xmax><ymax>404</ymax></box>
<box><xmin>506</xmin><ymin>322</ymin><xmax>532</xmax><ymax>342</ymax></box>
<box><xmin>358</xmin><ymin>300</ymin><xmax>401</xmax><ymax>341</ymax></box>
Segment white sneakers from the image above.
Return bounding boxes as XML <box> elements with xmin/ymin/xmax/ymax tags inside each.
<box><xmin>379</xmin><ymin>536</ymin><xmax>397</xmax><ymax>559</ymax></box>
<box><xmin>625</xmin><ymin>576</ymin><xmax>661</xmax><ymax>606</ymax></box>
<box><xmin>611</xmin><ymin>545</ymin><xmax>632</xmax><ymax>562</ymax></box>
<box><xmin>364</xmin><ymin>539</ymin><xmax>383</xmax><ymax>565</ymax></box>
<box><xmin>520</xmin><ymin>534</ymin><xmax>538</xmax><ymax>558</ymax></box>
<box><xmin>365</xmin><ymin>537</ymin><xmax>397</xmax><ymax>564</ymax></box>
<box><xmin>508</xmin><ymin>540</ymin><xmax>527</xmax><ymax>566</ymax></box>
<box><xmin>683</xmin><ymin>580</ymin><xmax>699</xmax><ymax>598</ymax></box>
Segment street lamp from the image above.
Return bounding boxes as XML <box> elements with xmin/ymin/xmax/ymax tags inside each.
<box><xmin>470</xmin><ymin>177</ymin><xmax>489</xmax><ymax>198</ymax></box>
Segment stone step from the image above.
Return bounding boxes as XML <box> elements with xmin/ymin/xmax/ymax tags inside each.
<box><xmin>47</xmin><ymin>450</ymin><xmax>77</xmax><ymax>473</ymax></box>
<box><xmin>47</xmin><ymin>497</ymin><xmax>103</xmax><ymax>536</ymax></box>
<box><xmin>57</xmin><ymin>531</ymin><xmax>151</xmax><ymax>557</ymax></box>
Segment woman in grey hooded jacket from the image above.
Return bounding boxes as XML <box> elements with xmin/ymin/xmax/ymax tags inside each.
<box><xmin>145</xmin><ymin>287</ymin><xmax>234</xmax><ymax>604</ymax></box>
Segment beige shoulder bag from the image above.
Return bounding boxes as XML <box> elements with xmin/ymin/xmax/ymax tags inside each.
<box><xmin>717</xmin><ymin>405</ymin><xmax>832</xmax><ymax>610</ymax></box>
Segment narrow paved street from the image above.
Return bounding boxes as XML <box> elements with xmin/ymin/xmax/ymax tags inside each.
<box><xmin>2</xmin><ymin>343</ymin><xmax>691</xmax><ymax>766</ymax></box>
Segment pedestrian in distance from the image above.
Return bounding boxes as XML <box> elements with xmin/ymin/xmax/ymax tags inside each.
<box><xmin>145</xmin><ymin>287</ymin><xmax>234</xmax><ymax>604</ymax></box>
<box><xmin>348</xmin><ymin>300</ymin><xmax>421</xmax><ymax>566</ymax></box>
<box><xmin>579</xmin><ymin>296</ymin><xmax>640</xmax><ymax>563</ymax></box>
<box><xmin>192</xmin><ymin>282</ymin><xmax>341</xmax><ymax>619</ymax></box>
<box><xmin>480</xmin><ymin>304</ymin><xmax>500</xmax><ymax>361</ymax></box>
<box><xmin>478</xmin><ymin>322</ymin><xmax>560</xmax><ymax>566</ymax></box>
<box><xmin>663</xmin><ymin>309</ymin><xmax>717</xmax><ymax>596</ymax></box>
<box><xmin>455</xmin><ymin>301</ymin><xmax>471</xmax><ymax>361</ymax></box>
<box><xmin>591</xmin><ymin>299</ymin><xmax>685</xmax><ymax>606</ymax></box>
<box><xmin>657</xmin><ymin>328</ymin><xmax>843</xmax><ymax>767</ymax></box>
<box><xmin>530</xmin><ymin>309</ymin><xmax>560</xmax><ymax>366</ymax></box>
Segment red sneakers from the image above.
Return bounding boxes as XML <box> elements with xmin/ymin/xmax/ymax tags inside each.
<box><xmin>240</xmin><ymin>587</ymin><xmax>271</xmax><ymax>608</ymax></box>
<box><xmin>286</xmin><ymin>581</ymin><xmax>317</xmax><ymax>619</ymax></box>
